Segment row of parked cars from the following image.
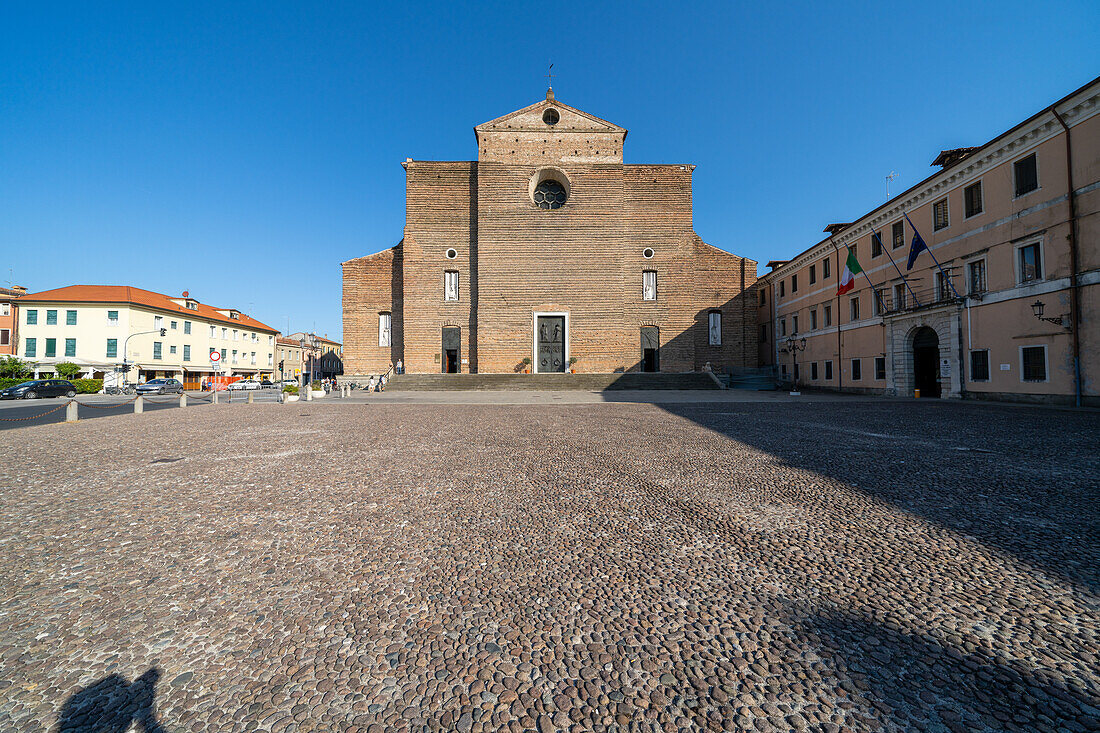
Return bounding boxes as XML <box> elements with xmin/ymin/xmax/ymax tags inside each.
<box><xmin>1</xmin><ymin>376</ymin><xmax>294</xmax><ymax>399</ymax></box>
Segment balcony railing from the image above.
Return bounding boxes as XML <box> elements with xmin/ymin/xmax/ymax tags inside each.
<box><xmin>872</xmin><ymin>280</ymin><xmax>965</xmax><ymax>316</ymax></box>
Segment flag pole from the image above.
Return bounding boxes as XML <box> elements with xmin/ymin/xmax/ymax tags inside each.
<box><xmin>874</xmin><ymin>224</ymin><xmax>922</xmax><ymax>307</ymax></box>
<box><xmin>903</xmin><ymin>212</ymin><xmax>962</xmax><ymax>299</ymax></box>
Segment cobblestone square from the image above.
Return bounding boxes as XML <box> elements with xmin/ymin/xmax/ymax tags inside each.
<box><xmin>1</xmin><ymin>400</ymin><xmax>1098</xmax><ymax>732</ymax></box>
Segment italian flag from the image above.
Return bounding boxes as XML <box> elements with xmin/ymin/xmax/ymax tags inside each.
<box><xmin>836</xmin><ymin>247</ymin><xmax>863</xmax><ymax>296</ymax></box>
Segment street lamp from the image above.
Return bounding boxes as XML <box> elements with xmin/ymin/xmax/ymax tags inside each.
<box><xmin>121</xmin><ymin>327</ymin><xmax>166</xmax><ymax>388</ymax></box>
<box><xmin>1031</xmin><ymin>300</ymin><xmax>1070</xmax><ymax>330</ymax></box>
<box><xmin>782</xmin><ymin>334</ymin><xmax>807</xmax><ymax>395</ymax></box>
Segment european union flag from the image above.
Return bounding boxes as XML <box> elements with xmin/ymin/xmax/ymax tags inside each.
<box><xmin>905</xmin><ymin>214</ymin><xmax>928</xmax><ymax>271</ymax></box>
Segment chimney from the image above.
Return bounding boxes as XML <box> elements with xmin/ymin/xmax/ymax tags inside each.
<box><xmin>13</xmin><ymin>286</ymin><xmax>27</xmax><ymax>295</ymax></box>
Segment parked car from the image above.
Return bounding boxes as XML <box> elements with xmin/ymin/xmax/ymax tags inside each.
<box><xmin>259</xmin><ymin>379</ymin><xmax>274</xmax><ymax>389</ymax></box>
<box><xmin>0</xmin><ymin>379</ymin><xmax>77</xmax><ymax>400</ymax></box>
<box><xmin>229</xmin><ymin>379</ymin><xmax>261</xmax><ymax>391</ymax></box>
<box><xmin>135</xmin><ymin>378</ymin><xmax>184</xmax><ymax>395</ymax></box>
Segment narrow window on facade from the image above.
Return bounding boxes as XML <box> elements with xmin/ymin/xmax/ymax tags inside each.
<box><xmin>935</xmin><ymin>272</ymin><xmax>954</xmax><ymax>301</ymax></box>
<box><xmin>894</xmin><ymin>283</ymin><xmax>907</xmax><ymax>311</ymax></box>
<box><xmin>25</xmin><ymin>337</ymin><xmax>36</xmax><ymax>357</ymax></box>
<box><xmin>445</xmin><ymin>271</ymin><xmax>460</xmax><ymax>302</ymax></box>
<box><xmin>154</xmin><ymin>315</ymin><xmax>163</xmax><ymax>329</ymax></box>
<box><xmin>964</xmin><ymin>181</ymin><xmax>983</xmax><ymax>217</ymax></box>
<box><xmin>184</xmin><ymin>321</ymin><xmax>191</xmax><ymax>334</ymax></box>
<box><xmin>108</xmin><ymin>310</ymin><xmax>119</xmax><ymax>325</ymax></box>
<box><xmin>46</xmin><ymin>309</ymin><xmax>58</xmax><ymax>325</ymax></box>
<box><xmin>233</xmin><ymin>329</ymin><xmax>238</xmax><ymax>341</ymax></box>
<box><xmin>26</xmin><ymin>309</ymin><xmax>38</xmax><ymax>325</ymax></box>
<box><xmin>66</xmin><ymin>310</ymin><xmax>77</xmax><ymax>325</ymax></box>
<box><xmin>170</xmin><ymin>320</ymin><xmax>177</xmax><ymax>330</ymax></box>
<box><xmin>1014</xmin><ymin>154</ymin><xmax>1038</xmax><ymax>196</ymax></box>
<box><xmin>759</xmin><ymin>324</ymin><xmax>767</xmax><ymax>343</ymax></box>
<box><xmin>221</xmin><ymin>327</ymin><xmax>227</xmax><ymax>339</ymax></box>
<box><xmin>823</xmin><ymin>257</ymin><xmax>831</xmax><ymax>278</ymax></box>
<box><xmin>970</xmin><ymin>350</ymin><xmax>990</xmax><ymax>381</ymax></box>
<box><xmin>824</xmin><ymin>360</ymin><xmax>833</xmax><ymax>380</ymax></box>
<box><xmin>268</xmin><ymin>353</ymin><xmax>273</xmax><ymax>366</ymax></box>
<box><xmin>708</xmin><ymin>311</ymin><xmax>721</xmax><ymax>346</ymax></box>
<box><xmin>851</xmin><ymin>358</ymin><xmax>862</xmax><ymax>380</ymax></box>
<box><xmin>107</xmin><ymin>339</ymin><xmax>117</xmax><ymax>358</ymax></box>
<box><xmin>779</xmin><ymin>280</ymin><xmax>785</xmax><ymax>297</ymax></box>
<box><xmin>65</xmin><ymin>338</ymin><xmax>76</xmax><ymax>357</ymax></box>
<box><xmin>183</xmin><ymin>345</ymin><xmax>191</xmax><ymax>361</ymax></box>
<box><xmin>251</xmin><ymin>352</ymin><xmax>257</xmax><ymax>365</ymax></box>
<box><xmin>810</xmin><ymin>362</ymin><xmax>819</xmax><ymax>380</ymax></box>
<box><xmin>153</xmin><ymin>342</ymin><xmax>162</xmax><ymax>360</ymax></box>
<box><xmin>209</xmin><ymin>325</ymin><xmax>215</xmax><ymax>338</ymax></box>
<box><xmin>871</xmin><ymin>231</ymin><xmax>883</xmax><ymax>258</ymax></box>
<box><xmin>1018</xmin><ymin>243</ymin><xmax>1042</xmax><ymax>283</ymax></box>
<box><xmin>873</xmin><ymin>288</ymin><xmax>887</xmax><ymax>315</ymax></box>
<box><xmin>874</xmin><ymin>356</ymin><xmax>886</xmax><ymax>380</ymax></box>
<box><xmin>45</xmin><ymin>338</ymin><xmax>56</xmax><ymax>357</ymax></box>
<box><xmin>892</xmin><ymin>221</ymin><xmax>904</xmax><ymax>249</ymax></box>
<box><xmin>1021</xmin><ymin>346</ymin><xmax>1046</xmax><ymax>381</ymax></box>
<box><xmin>231</xmin><ymin>349</ymin><xmax>237</xmax><ymax>363</ymax></box>
<box><xmin>792</xmin><ymin>314</ymin><xmax>799</xmax><ymax>334</ymax></box>
<box><xmin>0</xmin><ymin>304</ymin><xmax>7</xmax><ymax>317</ymax></box>
<box><xmin>809</xmin><ymin>308</ymin><xmax>817</xmax><ymax>330</ymax></box>
<box><xmin>791</xmin><ymin>274</ymin><xmax>798</xmax><ymax>293</ymax></box>
<box><xmin>220</xmin><ymin>348</ymin><xmax>226</xmax><ymax>360</ymax></box>
<box><xmin>0</xmin><ymin>329</ymin><xmax>8</xmax><ymax>345</ymax></box>
<box><xmin>933</xmin><ymin>198</ymin><xmax>949</xmax><ymax>231</ymax></box>
<box><xmin>780</xmin><ymin>318</ymin><xmax>787</xmax><ymax>337</ymax></box>
<box><xmin>823</xmin><ymin>304</ymin><xmax>832</xmax><ymax>327</ymax></box>
<box><xmin>642</xmin><ymin>270</ymin><xmax>657</xmax><ymax>301</ymax></box>
<box><xmin>379</xmin><ymin>313</ymin><xmax>392</xmax><ymax>347</ymax></box>
<box><xmin>850</xmin><ymin>296</ymin><xmax>860</xmax><ymax>321</ymax></box>
<box><xmin>809</xmin><ymin>264</ymin><xmax>816</xmax><ymax>284</ymax></box>
<box><xmin>169</xmin><ymin>345</ymin><xmax>177</xmax><ymax>355</ymax></box>
<box><xmin>968</xmin><ymin>260</ymin><xmax>987</xmax><ymax>294</ymax></box>
<box><xmin>759</xmin><ymin>289</ymin><xmax>766</xmax><ymax>306</ymax></box>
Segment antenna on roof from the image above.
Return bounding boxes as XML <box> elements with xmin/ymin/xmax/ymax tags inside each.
<box><xmin>547</xmin><ymin>62</ymin><xmax>554</xmax><ymax>89</ymax></box>
<box><xmin>886</xmin><ymin>171</ymin><xmax>899</xmax><ymax>200</ymax></box>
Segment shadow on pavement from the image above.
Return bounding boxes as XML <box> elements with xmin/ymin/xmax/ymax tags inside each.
<box><xmin>55</xmin><ymin>668</ymin><xmax>167</xmax><ymax>732</ymax></box>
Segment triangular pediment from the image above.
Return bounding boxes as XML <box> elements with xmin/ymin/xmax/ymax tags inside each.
<box><xmin>475</xmin><ymin>92</ymin><xmax>626</xmax><ymax>135</ymax></box>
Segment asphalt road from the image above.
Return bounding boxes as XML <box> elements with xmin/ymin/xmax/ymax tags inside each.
<box><xmin>0</xmin><ymin>389</ymin><xmax>284</xmax><ymax>429</ymax></box>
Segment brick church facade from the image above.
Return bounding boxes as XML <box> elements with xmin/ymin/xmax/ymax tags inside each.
<box><xmin>342</xmin><ymin>89</ymin><xmax>758</xmax><ymax>376</ymax></box>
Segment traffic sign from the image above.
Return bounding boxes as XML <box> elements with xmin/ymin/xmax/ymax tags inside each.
<box><xmin>209</xmin><ymin>351</ymin><xmax>221</xmax><ymax>362</ymax></box>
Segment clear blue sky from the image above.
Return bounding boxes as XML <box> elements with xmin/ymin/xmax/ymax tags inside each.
<box><xmin>2</xmin><ymin>2</ymin><xmax>1097</xmax><ymax>340</ymax></box>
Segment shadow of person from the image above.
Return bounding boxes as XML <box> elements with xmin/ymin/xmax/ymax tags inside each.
<box><xmin>55</xmin><ymin>668</ymin><xmax>167</xmax><ymax>732</ymax></box>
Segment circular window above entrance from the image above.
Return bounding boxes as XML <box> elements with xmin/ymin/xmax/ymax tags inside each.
<box><xmin>643</xmin><ymin>248</ymin><xmax>655</xmax><ymax>259</ymax></box>
<box><xmin>543</xmin><ymin>108</ymin><xmax>560</xmax><ymax>125</ymax></box>
<box><xmin>534</xmin><ymin>180</ymin><xmax>566</xmax><ymax>209</ymax></box>
<box><xmin>445</xmin><ymin>248</ymin><xmax>458</xmax><ymax>259</ymax></box>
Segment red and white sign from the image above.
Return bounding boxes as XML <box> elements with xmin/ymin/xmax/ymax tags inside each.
<box><xmin>209</xmin><ymin>351</ymin><xmax>221</xmax><ymax>362</ymax></box>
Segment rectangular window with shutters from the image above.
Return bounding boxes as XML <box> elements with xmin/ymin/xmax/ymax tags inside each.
<box><xmin>1017</xmin><ymin>242</ymin><xmax>1042</xmax><ymax>283</ymax></box>
<box><xmin>184</xmin><ymin>321</ymin><xmax>191</xmax><ymax>334</ymax></box>
<box><xmin>221</xmin><ymin>328</ymin><xmax>227</xmax><ymax>339</ymax></box>
<box><xmin>46</xmin><ymin>309</ymin><xmax>57</xmax><ymax>325</ymax></box>
<box><xmin>107</xmin><ymin>339</ymin><xmax>117</xmax><ymax>358</ymax></box>
<box><xmin>220</xmin><ymin>348</ymin><xmax>226</xmax><ymax>360</ymax></box>
<box><xmin>26</xmin><ymin>338</ymin><xmax>36</xmax><ymax>357</ymax></box>
<box><xmin>170</xmin><ymin>320</ymin><xmax>177</xmax><ymax>330</ymax></box>
<box><xmin>108</xmin><ymin>310</ymin><xmax>119</xmax><ymax>325</ymax></box>
<box><xmin>873</xmin><ymin>289</ymin><xmax>886</xmax><ymax>316</ymax></box>
<box><xmin>708</xmin><ymin>311</ymin><xmax>721</xmax><ymax>345</ymax></box>
<box><xmin>933</xmin><ymin>198</ymin><xmax>949</xmax><ymax>231</ymax></box>
<box><xmin>970</xmin><ymin>350</ymin><xmax>990</xmax><ymax>381</ymax></box>
<box><xmin>183</xmin><ymin>345</ymin><xmax>191</xmax><ymax>361</ymax></box>
<box><xmin>892</xmin><ymin>221</ymin><xmax>904</xmax><ymax>249</ymax></box>
<box><xmin>968</xmin><ymin>260</ymin><xmax>987</xmax><ymax>294</ymax></box>
<box><xmin>231</xmin><ymin>349</ymin><xmax>237</xmax><ymax>363</ymax></box>
<box><xmin>1014</xmin><ymin>153</ymin><xmax>1038</xmax><ymax>197</ymax></box>
<box><xmin>824</xmin><ymin>360</ymin><xmax>833</xmax><ymax>381</ymax></box>
<box><xmin>379</xmin><ymin>313</ymin><xmax>392</xmax><ymax>346</ymax></box>
<box><xmin>809</xmin><ymin>264</ymin><xmax>816</xmax><ymax>284</ymax></box>
<box><xmin>851</xmin><ymin>358</ymin><xmax>862</xmax><ymax>380</ymax></box>
<box><xmin>810</xmin><ymin>362</ymin><xmax>818</xmax><ymax>380</ymax></box>
<box><xmin>894</xmin><ymin>283</ymin><xmax>907</xmax><ymax>311</ymax></box>
<box><xmin>251</xmin><ymin>352</ymin><xmax>256</xmax><ymax>365</ymax></box>
<box><xmin>65</xmin><ymin>338</ymin><xmax>76</xmax><ymax>357</ymax></box>
<box><xmin>445</xmin><ymin>271</ymin><xmax>460</xmax><ymax>301</ymax></box>
<box><xmin>642</xmin><ymin>270</ymin><xmax>657</xmax><ymax>301</ymax></box>
<box><xmin>871</xmin><ymin>231</ymin><xmax>883</xmax><ymax>258</ymax></box>
<box><xmin>209</xmin><ymin>325</ymin><xmax>215</xmax><ymax>338</ymax></box>
<box><xmin>66</xmin><ymin>310</ymin><xmax>77</xmax><ymax>325</ymax></box>
<box><xmin>823</xmin><ymin>304</ymin><xmax>832</xmax><ymax>327</ymax></box>
<box><xmin>850</xmin><ymin>296</ymin><xmax>860</xmax><ymax>321</ymax></box>
<box><xmin>809</xmin><ymin>309</ymin><xmax>817</xmax><ymax>330</ymax></box>
<box><xmin>0</xmin><ymin>329</ymin><xmax>8</xmax><ymax>346</ymax></box>
<box><xmin>27</xmin><ymin>309</ymin><xmax>38</xmax><ymax>325</ymax></box>
<box><xmin>45</xmin><ymin>338</ymin><xmax>56</xmax><ymax>357</ymax></box>
<box><xmin>153</xmin><ymin>342</ymin><xmax>162</xmax><ymax>360</ymax></box>
<box><xmin>823</xmin><ymin>257</ymin><xmax>831</xmax><ymax>278</ymax></box>
<box><xmin>169</xmin><ymin>345</ymin><xmax>176</xmax><ymax>355</ymax></box>
<box><xmin>964</xmin><ymin>181</ymin><xmax>983</xmax><ymax>217</ymax></box>
<box><xmin>936</xmin><ymin>272</ymin><xmax>954</xmax><ymax>301</ymax></box>
<box><xmin>1021</xmin><ymin>346</ymin><xmax>1047</xmax><ymax>382</ymax></box>
<box><xmin>875</xmin><ymin>356</ymin><xmax>886</xmax><ymax>380</ymax></box>
<box><xmin>233</xmin><ymin>329</ymin><xmax>238</xmax><ymax>341</ymax></box>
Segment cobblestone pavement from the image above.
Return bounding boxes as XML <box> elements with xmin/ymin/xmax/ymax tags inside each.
<box><xmin>1</xmin><ymin>401</ymin><xmax>1097</xmax><ymax>732</ymax></box>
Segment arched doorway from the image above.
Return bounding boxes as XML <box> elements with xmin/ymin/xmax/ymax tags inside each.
<box><xmin>912</xmin><ymin>327</ymin><xmax>940</xmax><ymax>398</ymax></box>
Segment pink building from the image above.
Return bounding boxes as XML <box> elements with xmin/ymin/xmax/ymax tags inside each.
<box><xmin>758</xmin><ymin>76</ymin><xmax>1100</xmax><ymax>406</ymax></box>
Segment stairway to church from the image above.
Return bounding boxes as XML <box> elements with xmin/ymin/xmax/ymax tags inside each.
<box><xmin>385</xmin><ymin>373</ymin><xmax>721</xmax><ymax>391</ymax></box>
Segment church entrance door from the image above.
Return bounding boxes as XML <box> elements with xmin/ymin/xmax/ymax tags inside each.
<box><xmin>640</xmin><ymin>327</ymin><xmax>660</xmax><ymax>372</ymax></box>
<box><xmin>442</xmin><ymin>327</ymin><xmax>461</xmax><ymax>374</ymax></box>
<box><xmin>536</xmin><ymin>316</ymin><xmax>566</xmax><ymax>373</ymax></box>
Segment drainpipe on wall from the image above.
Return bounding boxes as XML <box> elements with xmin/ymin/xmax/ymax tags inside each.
<box><xmin>1052</xmin><ymin>106</ymin><xmax>1083</xmax><ymax>408</ymax></box>
<box><xmin>829</xmin><ymin>238</ymin><xmax>843</xmax><ymax>393</ymax></box>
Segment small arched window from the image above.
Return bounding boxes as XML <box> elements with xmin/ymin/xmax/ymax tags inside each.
<box><xmin>533</xmin><ymin>180</ymin><xmax>567</xmax><ymax>209</ymax></box>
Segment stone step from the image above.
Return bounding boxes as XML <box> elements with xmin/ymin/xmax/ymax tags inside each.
<box><xmin>384</xmin><ymin>373</ymin><xmax>720</xmax><ymax>391</ymax></box>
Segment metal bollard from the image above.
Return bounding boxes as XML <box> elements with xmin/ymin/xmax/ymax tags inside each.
<box><xmin>247</xmin><ymin>391</ymin><xmax>254</xmax><ymax>404</ymax></box>
<box><xmin>213</xmin><ymin>390</ymin><xmax>219</xmax><ymax>404</ymax></box>
<box><xmin>135</xmin><ymin>395</ymin><xmax>144</xmax><ymax>414</ymax></box>
<box><xmin>179</xmin><ymin>393</ymin><xmax>187</xmax><ymax>408</ymax></box>
<box><xmin>66</xmin><ymin>400</ymin><xmax>78</xmax><ymax>422</ymax></box>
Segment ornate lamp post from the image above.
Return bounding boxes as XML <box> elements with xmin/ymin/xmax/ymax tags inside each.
<box><xmin>782</xmin><ymin>334</ymin><xmax>807</xmax><ymax>395</ymax></box>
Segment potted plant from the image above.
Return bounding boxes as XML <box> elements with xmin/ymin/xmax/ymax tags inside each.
<box><xmin>522</xmin><ymin>357</ymin><xmax>532</xmax><ymax>374</ymax></box>
<box><xmin>568</xmin><ymin>356</ymin><xmax>577</xmax><ymax>374</ymax></box>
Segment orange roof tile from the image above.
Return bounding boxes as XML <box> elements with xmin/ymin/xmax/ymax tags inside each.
<box><xmin>19</xmin><ymin>285</ymin><xmax>278</xmax><ymax>332</ymax></box>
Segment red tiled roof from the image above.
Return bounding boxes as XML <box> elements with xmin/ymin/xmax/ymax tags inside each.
<box><xmin>276</xmin><ymin>337</ymin><xmax>302</xmax><ymax>346</ymax></box>
<box><xmin>19</xmin><ymin>285</ymin><xmax>278</xmax><ymax>332</ymax></box>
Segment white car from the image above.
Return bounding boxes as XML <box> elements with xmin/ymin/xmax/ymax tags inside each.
<box><xmin>229</xmin><ymin>379</ymin><xmax>261</xmax><ymax>391</ymax></box>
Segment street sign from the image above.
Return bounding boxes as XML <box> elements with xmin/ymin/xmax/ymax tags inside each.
<box><xmin>209</xmin><ymin>351</ymin><xmax>221</xmax><ymax>362</ymax></box>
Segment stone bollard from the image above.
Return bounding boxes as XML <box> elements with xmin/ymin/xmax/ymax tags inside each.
<box><xmin>135</xmin><ymin>395</ymin><xmax>144</xmax><ymax>414</ymax></box>
<box><xmin>247</xmin><ymin>391</ymin><xmax>254</xmax><ymax>404</ymax></box>
<box><xmin>213</xmin><ymin>390</ymin><xmax>219</xmax><ymax>404</ymax></box>
<box><xmin>66</xmin><ymin>400</ymin><xmax>78</xmax><ymax>422</ymax></box>
<box><xmin>305</xmin><ymin>385</ymin><xmax>313</xmax><ymax>402</ymax></box>
<box><xmin>344</xmin><ymin>385</ymin><xmax>349</xmax><ymax>398</ymax></box>
<box><xmin>179</xmin><ymin>393</ymin><xmax>187</xmax><ymax>408</ymax></box>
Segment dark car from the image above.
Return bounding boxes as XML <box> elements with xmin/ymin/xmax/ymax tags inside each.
<box><xmin>0</xmin><ymin>379</ymin><xmax>77</xmax><ymax>400</ymax></box>
<box><xmin>260</xmin><ymin>379</ymin><xmax>274</xmax><ymax>389</ymax></box>
<box><xmin>135</xmin><ymin>378</ymin><xmax>184</xmax><ymax>395</ymax></box>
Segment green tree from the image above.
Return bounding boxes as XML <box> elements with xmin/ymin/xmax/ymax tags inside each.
<box><xmin>0</xmin><ymin>356</ymin><xmax>31</xmax><ymax>379</ymax></box>
<box><xmin>55</xmin><ymin>362</ymin><xmax>82</xmax><ymax>380</ymax></box>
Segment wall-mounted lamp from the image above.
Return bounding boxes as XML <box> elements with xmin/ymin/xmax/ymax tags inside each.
<box><xmin>1030</xmin><ymin>300</ymin><xmax>1070</xmax><ymax>330</ymax></box>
